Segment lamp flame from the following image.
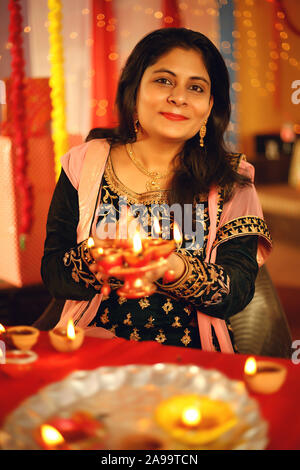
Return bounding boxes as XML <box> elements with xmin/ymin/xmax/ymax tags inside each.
<box><xmin>134</xmin><ymin>278</ymin><xmax>143</xmax><ymax>288</ymax></box>
<box><xmin>0</xmin><ymin>323</ymin><xmax>5</xmax><ymax>333</ymax></box>
<box><xmin>181</xmin><ymin>406</ymin><xmax>202</xmax><ymax>427</ymax></box>
<box><xmin>152</xmin><ymin>217</ymin><xmax>161</xmax><ymax>237</ymax></box>
<box><xmin>40</xmin><ymin>424</ymin><xmax>65</xmax><ymax>446</ymax></box>
<box><xmin>87</xmin><ymin>237</ymin><xmax>95</xmax><ymax>248</ymax></box>
<box><xmin>173</xmin><ymin>222</ymin><xmax>182</xmax><ymax>246</ymax></box>
<box><xmin>244</xmin><ymin>357</ymin><xmax>257</xmax><ymax>376</ymax></box>
<box><xmin>132</xmin><ymin>231</ymin><xmax>142</xmax><ymax>254</ymax></box>
<box><xmin>67</xmin><ymin>319</ymin><xmax>76</xmax><ymax>340</ymax></box>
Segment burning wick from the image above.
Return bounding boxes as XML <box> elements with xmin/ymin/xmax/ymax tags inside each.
<box><xmin>152</xmin><ymin>217</ymin><xmax>161</xmax><ymax>238</ymax></box>
<box><xmin>132</xmin><ymin>231</ymin><xmax>143</xmax><ymax>254</ymax></box>
<box><xmin>87</xmin><ymin>237</ymin><xmax>95</xmax><ymax>248</ymax></box>
<box><xmin>0</xmin><ymin>324</ymin><xmax>5</xmax><ymax>333</ymax></box>
<box><xmin>173</xmin><ymin>222</ymin><xmax>182</xmax><ymax>248</ymax></box>
<box><xmin>40</xmin><ymin>424</ymin><xmax>65</xmax><ymax>447</ymax></box>
<box><xmin>244</xmin><ymin>357</ymin><xmax>257</xmax><ymax>376</ymax></box>
<box><xmin>66</xmin><ymin>319</ymin><xmax>76</xmax><ymax>340</ymax></box>
<box><xmin>133</xmin><ymin>278</ymin><xmax>143</xmax><ymax>289</ymax></box>
<box><xmin>181</xmin><ymin>406</ymin><xmax>202</xmax><ymax>428</ymax></box>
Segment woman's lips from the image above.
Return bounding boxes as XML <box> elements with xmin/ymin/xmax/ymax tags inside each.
<box><xmin>160</xmin><ymin>112</ymin><xmax>189</xmax><ymax>121</ymax></box>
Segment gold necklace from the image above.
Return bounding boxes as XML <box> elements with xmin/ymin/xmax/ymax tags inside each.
<box><xmin>125</xmin><ymin>143</ymin><xmax>169</xmax><ymax>191</ymax></box>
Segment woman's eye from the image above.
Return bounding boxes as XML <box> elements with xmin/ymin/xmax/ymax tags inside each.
<box><xmin>155</xmin><ymin>79</ymin><xmax>204</xmax><ymax>93</ymax></box>
<box><xmin>190</xmin><ymin>85</ymin><xmax>204</xmax><ymax>93</ymax></box>
<box><xmin>155</xmin><ymin>78</ymin><xmax>172</xmax><ymax>85</ymax></box>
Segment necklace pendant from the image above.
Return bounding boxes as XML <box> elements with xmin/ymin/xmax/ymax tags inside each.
<box><xmin>146</xmin><ymin>179</ymin><xmax>160</xmax><ymax>191</ymax></box>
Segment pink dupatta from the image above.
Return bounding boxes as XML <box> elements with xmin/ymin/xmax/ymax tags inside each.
<box><xmin>55</xmin><ymin>140</ymin><xmax>114</xmax><ymax>339</ymax></box>
<box><xmin>54</xmin><ymin>141</ymin><xmax>271</xmax><ymax>349</ymax></box>
<box><xmin>197</xmin><ymin>160</ymin><xmax>271</xmax><ymax>352</ymax></box>
<box><xmin>196</xmin><ymin>185</ymin><xmax>234</xmax><ymax>353</ymax></box>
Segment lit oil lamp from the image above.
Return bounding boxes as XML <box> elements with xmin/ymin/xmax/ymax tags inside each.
<box><xmin>35</xmin><ymin>412</ymin><xmax>107</xmax><ymax>450</ymax></box>
<box><xmin>86</xmin><ymin>217</ymin><xmax>180</xmax><ymax>298</ymax></box>
<box><xmin>37</xmin><ymin>424</ymin><xmax>66</xmax><ymax>450</ymax></box>
<box><xmin>123</xmin><ymin>230</ymin><xmax>152</xmax><ymax>267</ymax></box>
<box><xmin>144</xmin><ymin>219</ymin><xmax>182</xmax><ymax>260</ymax></box>
<box><xmin>155</xmin><ymin>395</ymin><xmax>237</xmax><ymax>448</ymax></box>
<box><xmin>144</xmin><ymin>217</ymin><xmax>176</xmax><ymax>260</ymax></box>
<box><xmin>0</xmin><ymin>324</ymin><xmax>8</xmax><ymax>345</ymax></box>
<box><xmin>49</xmin><ymin>319</ymin><xmax>85</xmax><ymax>353</ymax></box>
<box><xmin>0</xmin><ymin>323</ymin><xmax>14</xmax><ymax>349</ymax></box>
<box><xmin>90</xmin><ymin>247</ymin><xmax>124</xmax><ymax>272</ymax></box>
<box><xmin>142</xmin><ymin>217</ymin><xmax>165</xmax><ymax>253</ymax></box>
<box><xmin>244</xmin><ymin>356</ymin><xmax>287</xmax><ymax>394</ymax></box>
<box><xmin>108</xmin><ymin>230</ymin><xmax>168</xmax><ymax>298</ymax></box>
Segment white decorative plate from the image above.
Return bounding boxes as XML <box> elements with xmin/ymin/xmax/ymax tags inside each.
<box><xmin>2</xmin><ymin>363</ymin><xmax>268</xmax><ymax>450</ymax></box>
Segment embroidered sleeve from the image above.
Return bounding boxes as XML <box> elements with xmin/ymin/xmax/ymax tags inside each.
<box><xmin>212</xmin><ymin>216</ymin><xmax>272</xmax><ymax>251</ymax></box>
<box><xmin>62</xmin><ymin>239</ymin><xmax>103</xmax><ymax>291</ymax></box>
<box><xmin>156</xmin><ymin>250</ymin><xmax>230</xmax><ymax>308</ymax></box>
<box><xmin>41</xmin><ymin>169</ymin><xmax>102</xmax><ymax>300</ymax></box>
<box><xmin>156</xmin><ymin>235</ymin><xmax>259</xmax><ymax>320</ymax></box>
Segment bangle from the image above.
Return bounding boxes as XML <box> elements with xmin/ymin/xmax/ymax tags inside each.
<box><xmin>155</xmin><ymin>252</ymin><xmax>191</xmax><ymax>290</ymax></box>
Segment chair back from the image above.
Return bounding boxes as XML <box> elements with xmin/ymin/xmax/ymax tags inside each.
<box><xmin>230</xmin><ymin>265</ymin><xmax>292</xmax><ymax>358</ymax></box>
<box><xmin>33</xmin><ymin>298</ymin><xmax>65</xmax><ymax>330</ymax></box>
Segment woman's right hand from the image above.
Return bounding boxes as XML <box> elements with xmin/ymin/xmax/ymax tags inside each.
<box><xmin>88</xmin><ymin>261</ymin><xmax>105</xmax><ymax>284</ymax></box>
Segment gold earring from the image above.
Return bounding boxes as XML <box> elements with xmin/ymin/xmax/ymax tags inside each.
<box><xmin>134</xmin><ymin>119</ymin><xmax>139</xmax><ymax>134</ymax></box>
<box><xmin>199</xmin><ymin>120</ymin><xmax>207</xmax><ymax>147</ymax></box>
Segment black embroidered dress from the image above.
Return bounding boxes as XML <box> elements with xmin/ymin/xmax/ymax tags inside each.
<box><xmin>41</xmin><ymin>153</ymin><xmax>271</xmax><ymax>351</ymax></box>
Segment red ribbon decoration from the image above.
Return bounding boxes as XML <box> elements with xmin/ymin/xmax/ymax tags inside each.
<box><xmin>276</xmin><ymin>0</ymin><xmax>300</xmax><ymax>37</ymax></box>
<box><xmin>91</xmin><ymin>0</ymin><xmax>119</xmax><ymax>128</ymax></box>
<box><xmin>162</xmin><ymin>0</ymin><xmax>181</xmax><ymax>28</ymax></box>
<box><xmin>8</xmin><ymin>0</ymin><xmax>33</xmax><ymax>249</ymax></box>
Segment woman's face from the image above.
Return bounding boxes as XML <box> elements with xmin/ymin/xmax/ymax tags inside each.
<box><xmin>135</xmin><ymin>47</ymin><xmax>214</xmax><ymax>143</ymax></box>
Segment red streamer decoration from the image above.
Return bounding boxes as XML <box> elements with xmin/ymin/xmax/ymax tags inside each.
<box><xmin>162</xmin><ymin>0</ymin><xmax>181</xmax><ymax>28</ymax></box>
<box><xmin>8</xmin><ymin>0</ymin><xmax>33</xmax><ymax>250</ymax></box>
<box><xmin>91</xmin><ymin>0</ymin><xmax>119</xmax><ymax>128</ymax></box>
<box><xmin>276</xmin><ymin>0</ymin><xmax>300</xmax><ymax>37</ymax></box>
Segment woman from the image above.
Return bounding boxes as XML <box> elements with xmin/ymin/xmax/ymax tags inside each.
<box><xmin>41</xmin><ymin>28</ymin><xmax>272</xmax><ymax>352</ymax></box>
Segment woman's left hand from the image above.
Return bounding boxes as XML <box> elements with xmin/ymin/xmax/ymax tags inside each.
<box><xmin>144</xmin><ymin>252</ymin><xmax>185</xmax><ymax>284</ymax></box>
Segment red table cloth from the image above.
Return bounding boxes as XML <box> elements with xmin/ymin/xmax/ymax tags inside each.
<box><xmin>0</xmin><ymin>332</ymin><xmax>299</xmax><ymax>450</ymax></box>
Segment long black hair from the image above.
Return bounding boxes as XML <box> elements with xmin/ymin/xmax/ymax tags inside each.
<box><xmin>86</xmin><ymin>28</ymin><xmax>250</xmax><ymax>204</ymax></box>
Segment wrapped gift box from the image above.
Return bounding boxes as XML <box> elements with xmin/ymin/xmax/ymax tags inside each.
<box><xmin>1</xmin><ymin>78</ymin><xmax>52</xmax><ymax>137</ymax></box>
<box><xmin>0</xmin><ymin>134</ymin><xmax>83</xmax><ymax>287</ymax></box>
